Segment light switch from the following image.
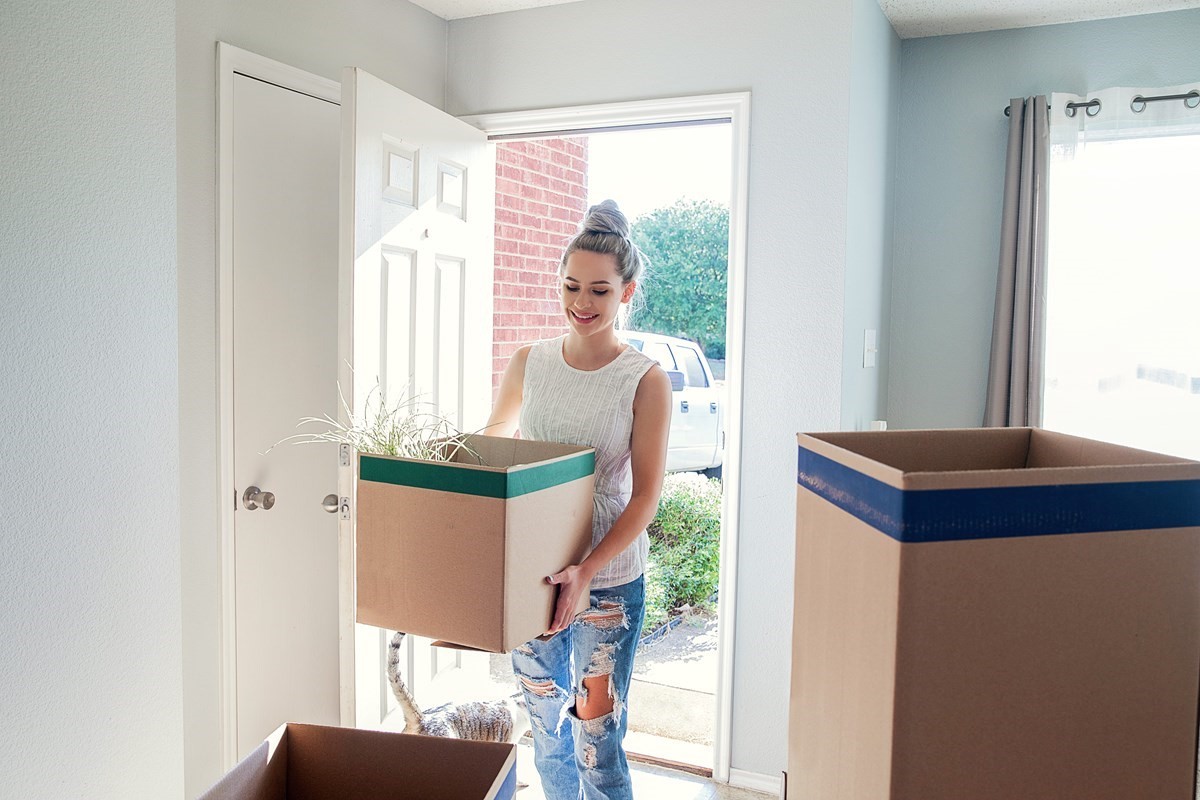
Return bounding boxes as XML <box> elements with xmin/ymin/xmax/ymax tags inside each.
<box><xmin>863</xmin><ymin>329</ymin><xmax>878</xmax><ymax>368</ymax></box>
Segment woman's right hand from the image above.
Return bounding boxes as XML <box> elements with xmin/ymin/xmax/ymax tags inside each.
<box><xmin>544</xmin><ymin>564</ymin><xmax>592</xmax><ymax>635</ymax></box>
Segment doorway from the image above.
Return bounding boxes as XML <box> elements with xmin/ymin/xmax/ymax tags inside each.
<box><xmin>217</xmin><ymin>49</ymin><xmax>749</xmax><ymax>779</ymax></box>
<box><xmin>464</xmin><ymin>95</ymin><xmax>751</xmax><ymax>781</ymax></box>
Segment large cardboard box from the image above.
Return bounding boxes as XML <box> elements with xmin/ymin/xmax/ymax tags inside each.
<box><xmin>790</xmin><ymin>427</ymin><xmax>1200</xmax><ymax>800</ymax></box>
<box><xmin>356</xmin><ymin>434</ymin><xmax>595</xmax><ymax>652</ymax></box>
<box><xmin>200</xmin><ymin>723</ymin><xmax>516</xmax><ymax>800</ymax></box>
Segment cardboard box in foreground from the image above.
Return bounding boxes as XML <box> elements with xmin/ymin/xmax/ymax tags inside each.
<box><xmin>790</xmin><ymin>427</ymin><xmax>1200</xmax><ymax>800</ymax></box>
<box><xmin>199</xmin><ymin>723</ymin><xmax>516</xmax><ymax>800</ymax></box>
<box><xmin>357</xmin><ymin>434</ymin><xmax>595</xmax><ymax>653</ymax></box>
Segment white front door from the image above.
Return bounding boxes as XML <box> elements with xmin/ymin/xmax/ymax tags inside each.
<box><xmin>230</xmin><ymin>72</ymin><xmax>342</xmax><ymax>757</ymax></box>
<box><xmin>338</xmin><ymin>67</ymin><xmax>495</xmax><ymax>728</ymax></box>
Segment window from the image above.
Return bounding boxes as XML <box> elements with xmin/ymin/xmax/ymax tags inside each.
<box><xmin>678</xmin><ymin>347</ymin><xmax>709</xmax><ymax>388</ymax></box>
<box><xmin>1043</xmin><ymin>86</ymin><xmax>1200</xmax><ymax>460</ymax></box>
<box><xmin>644</xmin><ymin>342</ymin><xmax>677</xmax><ymax>372</ymax></box>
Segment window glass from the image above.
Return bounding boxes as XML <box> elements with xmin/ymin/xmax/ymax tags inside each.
<box><xmin>679</xmin><ymin>347</ymin><xmax>708</xmax><ymax>387</ymax></box>
<box><xmin>645</xmin><ymin>342</ymin><xmax>676</xmax><ymax>371</ymax></box>
<box><xmin>1043</xmin><ymin>130</ymin><xmax>1200</xmax><ymax>459</ymax></box>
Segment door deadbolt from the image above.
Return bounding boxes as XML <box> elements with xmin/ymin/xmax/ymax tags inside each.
<box><xmin>243</xmin><ymin>486</ymin><xmax>275</xmax><ymax>511</ymax></box>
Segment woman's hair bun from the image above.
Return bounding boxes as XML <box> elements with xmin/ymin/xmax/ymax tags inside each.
<box><xmin>581</xmin><ymin>199</ymin><xmax>631</xmax><ymax>239</ymax></box>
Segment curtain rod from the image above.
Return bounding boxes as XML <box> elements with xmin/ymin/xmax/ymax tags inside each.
<box><xmin>1003</xmin><ymin>89</ymin><xmax>1199</xmax><ymax>117</ymax></box>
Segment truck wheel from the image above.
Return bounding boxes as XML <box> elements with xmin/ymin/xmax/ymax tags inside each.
<box><xmin>701</xmin><ymin>465</ymin><xmax>723</xmax><ymax>481</ymax></box>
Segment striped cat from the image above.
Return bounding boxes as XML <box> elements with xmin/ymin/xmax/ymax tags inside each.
<box><xmin>386</xmin><ymin>631</ymin><xmax>528</xmax><ymax>743</ymax></box>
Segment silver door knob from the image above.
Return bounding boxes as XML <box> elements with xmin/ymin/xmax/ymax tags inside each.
<box><xmin>322</xmin><ymin>494</ymin><xmax>339</xmax><ymax>513</ymax></box>
<box><xmin>243</xmin><ymin>486</ymin><xmax>275</xmax><ymax>511</ymax></box>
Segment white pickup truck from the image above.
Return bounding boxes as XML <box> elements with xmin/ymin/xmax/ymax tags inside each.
<box><xmin>618</xmin><ymin>330</ymin><xmax>724</xmax><ymax>477</ymax></box>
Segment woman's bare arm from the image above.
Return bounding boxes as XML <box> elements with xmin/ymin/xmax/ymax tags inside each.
<box><xmin>482</xmin><ymin>345</ymin><xmax>531</xmax><ymax>438</ymax></box>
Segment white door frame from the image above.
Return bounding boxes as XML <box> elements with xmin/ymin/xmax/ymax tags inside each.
<box><xmin>462</xmin><ymin>93</ymin><xmax>751</xmax><ymax>784</ymax></box>
<box><xmin>216</xmin><ymin>42</ymin><xmax>342</xmax><ymax>770</ymax></box>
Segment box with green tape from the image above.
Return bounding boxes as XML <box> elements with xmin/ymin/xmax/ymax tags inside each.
<box><xmin>356</xmin><ymin>434</ymin><xmax>595</xmax><ymax>653</ymax></box>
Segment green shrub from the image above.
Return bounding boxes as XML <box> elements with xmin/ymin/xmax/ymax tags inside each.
<box><xmin>642</xmin><ymin>472</ymin><xmax>722</xmax><ymax>632</ymax></box>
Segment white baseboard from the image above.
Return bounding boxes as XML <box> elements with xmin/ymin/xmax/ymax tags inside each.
<box><xmin>728</xmin><ymin>768</ymin><xmax>783</xmax><ymax>797</ymax></box>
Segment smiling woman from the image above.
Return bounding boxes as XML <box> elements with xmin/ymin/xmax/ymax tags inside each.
<box><xmin>484</xmin><ymin>200</ymin><xmax>673</xmax><ymax>800</ymax></box>
<box><xmin>562</xmin><ymin>250</ymin><xmax>636</xmax><ymax>350</ymax></box>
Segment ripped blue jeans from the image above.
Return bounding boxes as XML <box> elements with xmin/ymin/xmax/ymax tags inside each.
<box><xmin>511</xmin><ymin>575</ymin><xmax>645</xmax><ymax>800</ymax></box>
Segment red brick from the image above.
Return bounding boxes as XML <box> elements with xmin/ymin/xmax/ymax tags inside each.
<box><xmin>495</xmin><ymin>297</ymin><xmax>525</xmax><ymax>312</ymax></box>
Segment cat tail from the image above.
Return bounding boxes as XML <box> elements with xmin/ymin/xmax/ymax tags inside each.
<box><xmin>386</xmin><ymin>631</ymin><xmax>423</xmax><ymax>733</ymax></box>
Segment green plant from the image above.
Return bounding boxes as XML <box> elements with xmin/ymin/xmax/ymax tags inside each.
<box><xmin>643</xmin><ymin>471</ymin><xmax>723</xmax><ymax>631</ymax></box>
<box><xmin>267</xmin><ymin>382</ymin><xmax>483</xmax><ymax>463</ymax></box>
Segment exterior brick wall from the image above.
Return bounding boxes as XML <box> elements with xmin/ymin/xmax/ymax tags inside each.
<box><xmin>492</xmin><ymin>138</ymin><xmax>589</xmax><ymax>395</ymax></box>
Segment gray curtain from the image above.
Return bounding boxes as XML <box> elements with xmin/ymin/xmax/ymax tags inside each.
<box><xmin>984</xmin><ymin>96</ymin><xmax>1049</xmax><ymax>427</ymax></box>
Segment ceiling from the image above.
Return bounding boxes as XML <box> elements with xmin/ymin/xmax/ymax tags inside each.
<box><xmin>408</xmin><ymin>0</ymin><xmax>1200</xmax><ymax>38</ymax></box>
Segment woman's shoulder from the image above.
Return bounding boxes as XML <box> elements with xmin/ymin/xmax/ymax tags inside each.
<box><xmin>518</xmin><ymin>335</ymin><xmax>567</xmax><ymax>374</ymax></box>
<box><xmin>522</xmin><ymin>335</ymin><xmax>564</xmax><ymax>360</ymax></box>
<box><xmin>620</xmin><ymin>342</ymin><xmax>660</xmax><ymax>374</ymax></box>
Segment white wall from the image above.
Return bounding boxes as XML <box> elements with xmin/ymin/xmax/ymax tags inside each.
<box><xmin>889</xmin><ymin>8</ymin><xmax>1200</xmax><ymax>428</ymax></box>
<box><xmin>0</xmin><ymin>1</ymin><xmax>183</xmax><ymax>797</ymax></box>
<box><xmin>175</xmin><ymin>2</ymin><xmax>448</xmax><ymax>794</ymax></box>
<box><xmin>843</xmin><ymin>0</ymin><xmax>901</xmax><ymax>431</ymax></box>
<box><xmin>447</xmin><ymin>0</ymin><xmax>856</xmax><ymax>777</ymax></box>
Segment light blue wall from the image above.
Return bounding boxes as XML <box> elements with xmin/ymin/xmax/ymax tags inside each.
<box><xmin>449</xmin><ymin>0</ymin><xmax>855</xmax><ymax>779</ymax></box>
<box><xmin>843</xmin><ymin>0</ymin><xmax>901</xmax><ymax>431</ymax></box>
<box><xmin>889</xmin><ymin>8</ymin><xmax>1200</xmax><ymax>428</ymax></box>
<box><xmin>0</xmin><ymin>1</ymin><xmax>183</xmax><ymax>795</ymax></box>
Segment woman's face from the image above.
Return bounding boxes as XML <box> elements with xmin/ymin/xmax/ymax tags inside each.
<box><xmin>560</xmin><ymin>250</ymin><xmax>635</xmax><ymax>337</ymax></box>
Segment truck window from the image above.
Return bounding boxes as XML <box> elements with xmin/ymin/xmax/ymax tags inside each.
<box><xmin>646</xmin><ymin>342</ymin><xmax>677</xmax><ymax>371</ymax></box>
<box><xmin>679</xmin><ymin>347</ymin><xmax>709</xmax><ymax>388</ymax></box>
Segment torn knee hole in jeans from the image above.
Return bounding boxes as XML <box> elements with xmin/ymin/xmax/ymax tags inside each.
<box><xmin>576</xmin><ymin>645</ymin><xmax>624</xmax><ymax>730</ymax></box>
<box><xmin>579</xmin><ymin>600</ymin><xmax>628</xmax><ymax>630</ymax></box>
<box><xmin>513</xmin><ymin>643</ymin><xmax>535</xmax><ymax>656</ymax></box>
<box><xmin>582</xmin><ymin>742</ymin><xmax>599</xmax><ymax>769</ymax></box>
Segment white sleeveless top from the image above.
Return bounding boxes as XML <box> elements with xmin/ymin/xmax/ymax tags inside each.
<box><xmin>520</xmin><ymin>335</ymin><xmax>657</xmax><ymax>589</ymax></box>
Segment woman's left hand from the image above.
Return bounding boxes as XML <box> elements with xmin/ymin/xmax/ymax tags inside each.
<box><xmin>545</xmin><ymin>565</ymin><xmax>591</xmax><ymax>635</ymax></box>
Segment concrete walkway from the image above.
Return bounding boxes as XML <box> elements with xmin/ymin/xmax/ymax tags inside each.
<box><xmin>629</xmin><ymin>613</ymin><xmax>719</xmax><ymax>746</ymax></box>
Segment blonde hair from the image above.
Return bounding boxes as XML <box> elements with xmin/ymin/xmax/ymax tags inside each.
<box><xmin>559</xmin><ymin>199</ymin><xmax>645</xmax><ymax>284</ymax></box>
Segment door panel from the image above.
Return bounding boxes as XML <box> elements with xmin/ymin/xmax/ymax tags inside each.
<box><xmin>340</xmin><ymin>67</ymin><xmax>495</xmax><ymax>728</ymax></box>
<box><xmin>231</xmin><ymin>74</ymin><xmax>342</xmax><ymax>757</ymax></box>
<box><xmin>677</xmin><ymin>345</ymin><xmax>721</xmax><ymax>469</ymax></box>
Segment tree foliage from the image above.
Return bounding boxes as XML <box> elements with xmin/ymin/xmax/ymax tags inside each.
<box><xmin>630</xmin><ymin>199</ymin><xmax>729</xmax><ymax>359</ymax></box>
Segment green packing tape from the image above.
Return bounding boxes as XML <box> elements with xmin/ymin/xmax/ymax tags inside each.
<box><xmin>360</xmin><ymin>450</ymin><xmax>595</xmax><ymax>499</ymax></box>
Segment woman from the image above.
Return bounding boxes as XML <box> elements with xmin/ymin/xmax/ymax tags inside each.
<box><xmin>486</xmin><ymin>200</ymin><xmax>671</xmax><ymax>799</ymax></box>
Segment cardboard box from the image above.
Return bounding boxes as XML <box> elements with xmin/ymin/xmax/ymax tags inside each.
<box><xmin>356</xmin><ymin>434</ymin><xmax>595</xmax><ymax>652</ymax></box>
<box><xmin>790</xmin><ymin>427</ymin><xmax>1200</xmax><ymax>800</ymax></box>
<box><xmin>200</xmin><ymin>723</ymin><xmax>516</xmax><ymax>800</ymax></box>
